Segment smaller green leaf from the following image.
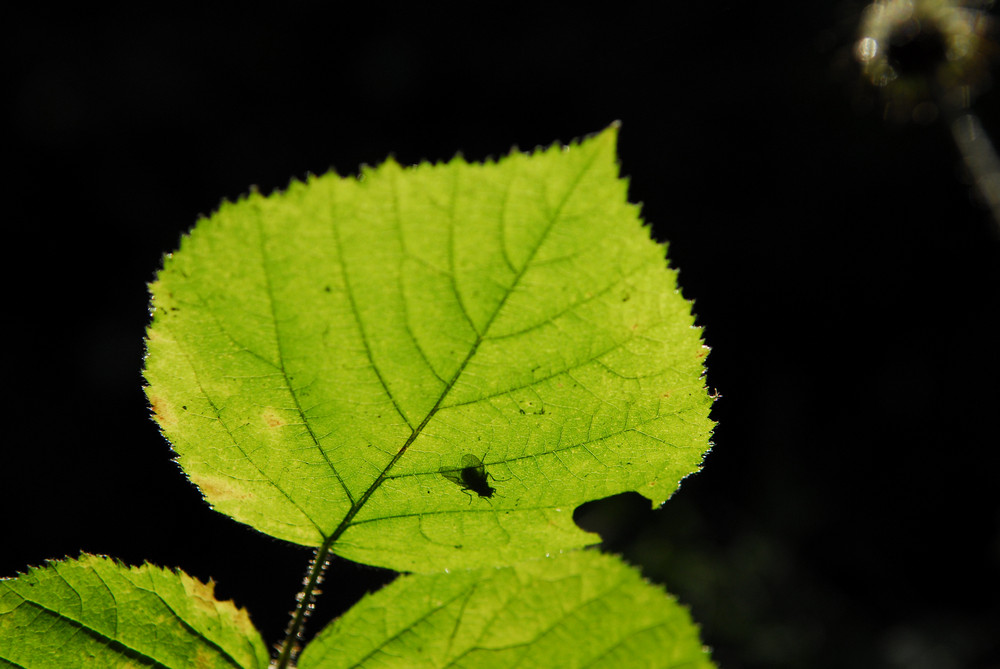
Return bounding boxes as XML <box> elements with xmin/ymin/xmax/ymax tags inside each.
<box><xmin>0</xmin><ymin>554</ymin><xmax>268</xmax><ymax>669</ymax></box>
<box><xmin>297</xmin><ymin>550</ymin><xmax>714</xmax><ymax>669</ymax></box>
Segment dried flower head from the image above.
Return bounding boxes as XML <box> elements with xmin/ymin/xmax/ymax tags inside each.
<box><xmin>856</xmin><ymin>0</ymin><xmax>996</xmax><ymax>120</ymax></box>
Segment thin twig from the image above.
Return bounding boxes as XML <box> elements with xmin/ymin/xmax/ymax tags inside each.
<box><xmin>947</xmin><ymin>110</ymin><xmax>1000</xmax><ymax>236</ymax></box>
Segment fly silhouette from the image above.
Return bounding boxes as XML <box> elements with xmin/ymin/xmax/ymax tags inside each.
<box><xmin>441</xmin><ymin>454</ymin><xmax>497</xmax><ymax>500</ymax></box>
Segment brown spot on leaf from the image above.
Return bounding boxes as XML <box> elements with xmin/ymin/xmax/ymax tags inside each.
<box><xmin>193</xmin><ymin>646</ymin><xmax>217</xmax><ymax>668</ymax></box>
<box><xmin>262</xmin><ymin>408</ymin><xmax>285</xmax><ymax>428</ymax></box>
<box><xmin>149</xmin><ymin>395</ymin><xmax>176</xmax><ymax>427</ymax></box>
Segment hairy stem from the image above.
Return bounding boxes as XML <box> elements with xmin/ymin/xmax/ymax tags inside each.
<box><xmin>273</xmin><ymin>538</ymin><xmax>335</xmax><ymax>669</ymax></box>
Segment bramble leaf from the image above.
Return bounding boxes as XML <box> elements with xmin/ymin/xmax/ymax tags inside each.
<box><xmin>0</xmin><ymin>554</ymin><xmax>268</xmax><ymax>668</ymax></box>
<box><xmin>144</xmin><ymin>126</ymin><xmax>714</xmax><ymax>572</ymax></box>
<box><xmin>297</xmin><ymin>551</ymin><xmax>714</xmax><ymax>669</ymax></box>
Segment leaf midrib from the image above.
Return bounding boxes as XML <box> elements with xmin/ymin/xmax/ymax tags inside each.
<box><xmin>314</xmin><ymin>144</ymin><xmax>603</xmax><ymax>545</ymax></box>
<box><xmin>7</xmin><ymin>581</ymin><xmax>249</xmax><ymax>669</ymax></box>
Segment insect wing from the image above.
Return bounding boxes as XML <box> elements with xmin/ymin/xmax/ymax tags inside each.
<box><xmin>460</xmin><ymin>453</ymin><xmax>486</xmax><ymax>476</ymax></box>
<box><xmin>439</xmin><ymin>465</ymin><xmax>464</xmax><ymax>486</ymax></box>
<box><xmin>440</xmin><ymin>454</ymin><xmax>480</xmax><ymax>487</ymax></box>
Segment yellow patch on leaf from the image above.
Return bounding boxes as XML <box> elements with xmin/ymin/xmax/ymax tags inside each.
<box><xmin>189</xmin><ymin>472</ymin><xmax>255</xmax><ymax>503</ymax></box>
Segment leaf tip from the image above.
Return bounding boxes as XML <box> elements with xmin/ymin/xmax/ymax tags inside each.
<box><xmin>579</xmin><ymin>121</ymin><xmax>622</xmax><ymax>152</ymax></box>
<box><xmin>603</xmin><ymin>119</ymin><xmax>622</xmax><ymax>141</ymax></box>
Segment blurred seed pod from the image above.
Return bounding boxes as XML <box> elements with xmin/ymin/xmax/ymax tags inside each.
<box><xmin>856</xmin><ymin>0</ymin><xmax>997</xmax><ymax>121</ymax></box>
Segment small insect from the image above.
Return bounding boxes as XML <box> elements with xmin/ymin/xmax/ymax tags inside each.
<box><xmin>441</xmin><ymin>454</ymin><xmax>497</xmax><ymax>500</ymax></box>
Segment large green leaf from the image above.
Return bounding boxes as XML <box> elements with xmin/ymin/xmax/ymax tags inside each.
<box><xmin>144</xmin><ymin>126</ymin><xmax>714</xmax><ymax>572</ymax></box>
<box><xmin>0</xmin><ymin>554</ymin><xmax>268</xmax><ymax>669</ymax></box>
<box><xmin>297</xmin><ymin>550</ymin><xmax>714</xmax><ymax>669</ymax></box>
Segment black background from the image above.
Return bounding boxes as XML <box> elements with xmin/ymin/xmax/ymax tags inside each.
<box><xmin>6</xmin><ymin>3</ymin><xmax>999</xmax><ymax>668</ymax></box>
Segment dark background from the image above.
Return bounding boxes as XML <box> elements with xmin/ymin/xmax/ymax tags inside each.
<box><xmin>6</xmin><ymin>3</ymin><xmax>999</xmax><ymax>668</ymax></box>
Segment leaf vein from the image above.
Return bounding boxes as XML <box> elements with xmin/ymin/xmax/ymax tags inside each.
<box><xmin>253</xmin><ymin>210</ymin><xmax>355</xmax><ymax>506</ymax></box>
<box><xmin>327</xmin><ymin>188</ymin><xmax>413</xmax><ymax>432</ymax></box>
<box><xmin>446</xmin><ymin>165</ymin><xmax>480</xmax><ymax>336</ymax></box>
<box><xmin>159</xmin><ymin>317</ymin><xmax>327</xmax><ymax>538</ymax></box>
